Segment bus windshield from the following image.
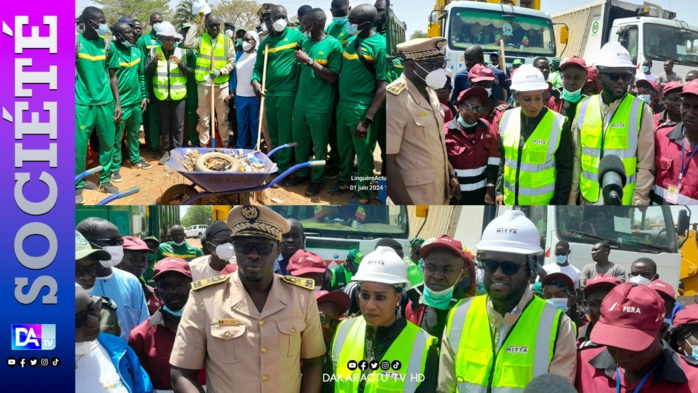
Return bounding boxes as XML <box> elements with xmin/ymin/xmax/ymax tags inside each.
<box><xmin>448</xmin><ymin>8</ymin><xmax>556</xmax><ymax>56</ymax></box>
<box><xmin>644</xmin><ymin>23</ymin><xmax>698</xmax><ymax>66</ymax></box>
<box><xmin>555</xmin><ymin>206</ymin><xmax>678</xmax><ymax>253</ymax></box>
<box><xmin>268</xmin><ymin>206</ymin><xmax>408</xmax><ymax>239</ymax></box>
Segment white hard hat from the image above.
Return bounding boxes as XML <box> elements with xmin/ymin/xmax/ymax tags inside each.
<box><xmin>510</xmin><ymin>64</ymin><xmax>548</xmax><ymax>92</ymax></box>
<box><xmin>595</xmin><ymin>42</ymin><xmax>634</xmax><ymax>69</ymax></box>
<box><xmin>192</xmin><ymin>0</ymin><xmax>212</xmax><ymax>16</ymax></box>
<box><xmin>477</xmin><ymin>210</ymin><xmax>543</xmax><ymax>255</ymax></box>
<box><xmin>154</xmin><ymin>21</ymin><xmax>182</xmax><ymax>41</ymax></box>
<box><xmin>351</xmin><ymin>246</ymin><xmax>410</xmax><ymax>287</ymax></box>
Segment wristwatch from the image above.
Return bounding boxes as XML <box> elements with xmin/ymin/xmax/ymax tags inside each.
<box><xmin>307</xmin><ymin>59</ymin><xmax>315</xmax><ymax>66</ymax></box>
<box><xmin>363</xmin><ymin>117</ymin><xmax>373</xmax><ymax>125</ymax></box>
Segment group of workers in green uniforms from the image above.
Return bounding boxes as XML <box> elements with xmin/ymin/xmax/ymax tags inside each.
<box><xmin>74</xmin><ymin>0</ymin><xmax>392</xmax><ymax>204</ymax></box>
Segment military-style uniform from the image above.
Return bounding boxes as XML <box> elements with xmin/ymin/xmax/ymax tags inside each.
<box><xmin>386</xmin><ymin>72</ymin><xmax>449</xmax><ymax>205</ymax></box>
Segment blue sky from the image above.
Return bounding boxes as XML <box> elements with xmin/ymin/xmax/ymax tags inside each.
<box><xmin>394</xmin><ymin>0</ymin><xmax>698</xmax><ymax>38</ymax></box>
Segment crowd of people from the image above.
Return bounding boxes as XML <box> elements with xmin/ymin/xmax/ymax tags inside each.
<box><xmin>387</xmin><ymin>36</ymin><xmax>698</xmax><ymax>207</ymax></box>
<box><xmin>75</xmin><ymin>0</ymin><xmax>392</xmax><ymax>205</ymax></box>
<box><xmin>74</xmin><ymin>205</ymin><xmax>698</xmax><ymax>392</ymax></box>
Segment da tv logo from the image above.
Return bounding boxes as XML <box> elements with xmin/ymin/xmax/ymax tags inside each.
<box><xmin>11</xmin><ymin>324</ymin><xmax>56</xmax><ymax>350</ymax></box>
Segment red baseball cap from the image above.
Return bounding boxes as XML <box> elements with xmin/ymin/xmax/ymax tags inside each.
<box><xmin>221</xmin><ymin>263</ymin><xmax>238</xmax><ymax>275</ymax></box>
<box><xmin>287</xmin><ymin>250</ymin><xmax>327</xmax><ymax>276</ymax></box>
<box><xmin>559</xmin><ymin>56</ymin><xmax>587</xmax><ymax>72</ymax></box>
<box><xmin>122</xmin><ymin>236</ymin><xmax>151</xmax><ymax>251</ymax></box>
<box><xmin>586</xmin><ymin>67</ymin><xmax>598</xmax><ymax>83</ymax></box>
<box><xmin>456</xmin><ymin>87</ymin><xmax>490</xmax><ymax>107</ymax></box>
<box><xmin>420</xmin><ymin>235</ymin><xmax>473</xmax><ymax>265</ymax></box>
<box><xmin>542</xmin><ymin>272</ymin><xmax>576</xmax><ymax>296</ymax></box>
<box><xmin>468</xmin><ymin>64</ymin><xmax>495</xmax><ymax>82</ymax></box>
<box><xmin>680</xmin><ymin>80</ymin><xmax>698</xmax><ymax>97</ymax></box>
<box><xmin>590</xmin><ymin>282</ymin><xmax>666</xmax><ymax>351</ymax></box>
<box><xmin>315</xmin><ymin>290</ymin><xmax>351</xmax><ymax>315</ymax></box>
<box><xmin>673</xmin><ymin>305</ymin><xmax>698</xmax><ymax>329</ymax></box>
<box><xmin>153</xmin><ymin>257</ymin><xmax>192</xmax><ymax>280</ymax></box>
<box><xmin>583</xmin><ymin>274</ymin><xmax>621</xmax><ymax>296</ymax></box>
<box><xmin>663</xmin><ymin>80</ymin><xmax>683</xmax><ymax>96</ymax></box>
<box><xmin>636</xmin><ymin>79</ymin><xmax>659</xmax><ymax>95</ymax></box>
<box><xmin>648</xmin><ymin>279</ymin><xmax>675</xmax><ymax>300</ymax></box>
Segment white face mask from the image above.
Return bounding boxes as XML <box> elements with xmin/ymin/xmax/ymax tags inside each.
<box><xmin>485</xmin><ymin>88</ymin><xmax>492</xmax><ymax>97</ymax></box>
<box><xmin>260</xmin><ymin>24</ymin><xmax>268</xmax><ymax>32</ymax></box>
<box><xmin>100</xmin><ymin>246</ymin><xmax>124</xmax><ymax>268</ymax></box>
<box><xmin>215</xmin><ymin>242</ymin><xmax>235</xmax><ymax>261</ymax></box>
<box><xmin>225</xmin><ymin>29</ymin><xmax>233</xmax><ymax>38</ymax></box>
<box><xmin>242</xmin><ymin>41</ymin><xmax>254</xmax><ymax>51</ymax></box>
<box><xmin>75</xmin><ymin>340</ymin><xmax>94</xmax><ymax>356</ymax></box>
<box><xmin>173</xmin><ymin>240</ymin><xmax>185</xmax><ymax>246</ymax></box>
<box><xmin>629</xmin><ymin>275</ymin><xmax>652</xmax><ymax>286</ymax></box>
<box><xmin>638</xmin><ymin>94</ymin><xmax>652</xmax><ymax>104</ymax></box>
<box><xmin>415</xmin><ymin>62</ymin><xmax>447</xmax><ymax>90</ymax></box>
<box><xmin>272</xmin><ymin>19</ymin><xmax>288</xmax><ymax>33</ymax></box>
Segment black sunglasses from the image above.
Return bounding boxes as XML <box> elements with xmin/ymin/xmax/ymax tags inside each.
<box><xmin>88</xmin><ymin>237</ymin><xmax>124</xmax><ymax>246</ymax></box>
<box><xmin>319</xmin><ymin>312</ymin><xmax>340</xmax><ymax>328</ymax></box>
<box><xmin>480</xmin><ymin>260</ymin><xmax>527</xmax><ymax>276</ymax></box>
<box><xmin>601</xmin><ymin>72</ymin><xmax>633</xmax><ymax>82</ymax></box>
<box><xmin>233</xmin><ymin>240</ymin><xmax>275</xmax><ymax>255</ymax></box>
<box><xmin>419</xmin><ymin>60</ymin><xmax>447</xmax><ymax>70</ymax></box>
<box><xmin>76</xmin><ymin>298</ymin><xmax>102</xmax><ymax>328</ymax></box>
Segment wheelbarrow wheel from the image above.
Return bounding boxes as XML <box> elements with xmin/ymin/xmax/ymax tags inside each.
<box><xmin>195</xmin><ymin>152</ymin><xmax>242</xmax><ymax>172</ymax></box>
<box><xmin>160</xmin><ymin>184</ymin><xmax>202</xmax><ymax>205</ymax></box>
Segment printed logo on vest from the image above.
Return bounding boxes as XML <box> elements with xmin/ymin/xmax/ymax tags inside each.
<box><xmin>611</xmin><ymin>124</ymin><xmax>625</xmax><ymax>128</ymax></box>
<box><xmin>506</xmin><ymin>346</ymin><xmax>529</xmax><ymax>354</ymax></box>
<box><xmin>533</xmin><ymin>140</ymin><xmax>546</xmax><ymax>145</ymax></box>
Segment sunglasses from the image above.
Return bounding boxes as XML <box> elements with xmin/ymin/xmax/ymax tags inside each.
<box><xmin>480</xmin><ymin>260</ymin><xmax>528</xmax><ymax>275</ymax></box>
<box><xmin>76</xmin><ymin>298</ymin><xmax>102</xmax><ymax>328</ymax></box>
<box><xmin>233</xmin><ymin>240</ymin><xmax>275</xmax><ymax>255</ymax></box>
<box><xmin>419</xmin><ymin>60</ymin><xmax>447</xmax><ymax>70</ymax></box>
<box><xmin>319</xmin><ymin>312</ymin><xmax>340</xmax><ymax>328</ymax></box>
<box><xmin>88</xmin><ymin>237</ymin><xmax>124</xmax><ymax>246</ymax></box>
<box><xmin>461</xmin><ymin>103</ymin><xmax>486</xmax><ymax>112</ymax></box>
<box><xmin>601</xmin><ymin>72</ymin><xmax>633</xmax><ymax>82</ymax></box>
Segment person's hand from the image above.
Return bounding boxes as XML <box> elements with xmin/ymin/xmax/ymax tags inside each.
<box><xmin>354</xmin><ymin>120</ymin><xmax>369</xmax><ymax>139</ymax></box>
<box><xmin>224</xmin><ymin>93</ymin><xmax>235</xmax><ymax>103</ymax></box>
<box><xmin>141</xmin><ymin>99</ymin><xmax>148</xmax><ymax>113</ymax></box>
<box><xmin>210</xmin><ymin>69</ymin><xmax>221</xmax><ymax>78</ymax></box>
<box><xmin>153</xmin><ymin>52</ymin><xmax>163</xmax><ymax>63</ymax></box>
<box><xmin>495</xmin><ymin>103</ymin><xmax>508</xmax><ymax>112</ymax></box>
<box><xmin>114</xmin><ymin>104</ymin><xmax>123</xmax><ymax>123</ymax></box>
<box><xmin>252</xmin><ymin>81</ymin><xmax>265</xmax><ymax>99</ymax></box>
<box><xmin>294</xmin><ymin>49</ymin><xmax>311</xmax><ymax>64</ymax></box>
<box><xmin>169</xmin><ymin>55</ymin><xmax>181</xmax><ymax>65</ymax></box>
<box><xmin>484</xmin><ymin>186</ymin><xmax>495</xmax><ymax>205</ymax></box>
<box><xmin>449</xmin><ymin>177</ymin><xmax>461</xmax><ymax>202</ymax></box>
<box><xmin>495</xmin><ymin>195</ymin><xmax>504</xmax><ymax>205</ymax></box>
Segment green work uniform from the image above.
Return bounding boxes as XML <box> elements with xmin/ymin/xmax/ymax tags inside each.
<box><xmin>330</xmin><ymin>264</ymin><xmax>354</xmax><ymax>291</ymax></box>
<box><xmin>404</xmin><ymin>257</ymin><xmax>425</xmax><ymax>287</ymax></box>
<box><xmin>337</xmin><ymin>34</ymin><xmax>387</xmax><ymax>199</ymax></box>
<box><xmin>326</xmin><ymin>21</ymin><xmax>351</xmax><ymax>47</ymax></box>
<box><xmin>184</xmin><ymin>49</ymin><xmax>199</xmax><ymax>147</ymax></box>
<box><xmin>292</xmin><ymin>35</ymin><xmax>343</xmax><ymax>183</ymax></box>
<box><xmin>156</xmin><ymin>241</ymin><xmax>203</xmax><ymax>262</ymax></box>
<box><xmin>252</xmin><ymin>27</ymin><xmax>305</xmax><ymax>171</ymax></box>
<box><xmin>75</xmin><ymin>34</ymin><xmax>118</xmax><ymax>188</ymax></box>
<box><xmin>110</xmin><ymin>42</ymin><xmax>147</xmax><ymax>171</ymax></box>
<box><xmin>324</xmin><ymin>21</ymin><xmax>352</xmax><ymax>174</ymax></box>
<box><xmin>137</xmin><ymin>30</ymin><xmax>161</xmax><ymax>151</ymax></box>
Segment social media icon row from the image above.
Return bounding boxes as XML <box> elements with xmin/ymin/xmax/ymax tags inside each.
<box><xmin>346</xmin><ymin>359</ymin><xmax>401</xmax><ymax>371</ymax></box>
<box><xmin>7</xmin><ymin>357</ymin><xmax>59</xmax><ymax>368</ymax></box>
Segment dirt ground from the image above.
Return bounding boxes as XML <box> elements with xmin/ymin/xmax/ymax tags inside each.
<box><xmin>81</xmin><ymin>135</ymin><xmax>384</xmax><ymax>206</ymax></box>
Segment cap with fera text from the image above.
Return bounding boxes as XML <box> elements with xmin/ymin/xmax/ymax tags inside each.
<box><xmin>590</xmin><ymin>282</ymin><xmax>666</xmax><ymax>352</ymax></box>
<box><xmin>559</xmin><ymin>56</ymin><xmax>587</xmax><ymax>72</ymax></box>
<box><xmin>76</xmin><ymin>231</ymin><xmax>111</xmax><ymax>261</ymax></box>
<box><xmin>673</xmin><ymin>305</ymin><xmax>698</xmax><ymax>329</ymax></box>
<box><xmin>457</xmin><ymin>87</ymin><xmax>490</xmax><ymax>107</ymax></box>
<box><xmin>420</xmin><ymin>234</ymin><xmax>473</xmax><ymax>265</ymax></box>
<box><xmin>122</xmin><ymin>236</ymin><xmax>151</xmax><ymax>252</ymax></box>
<box><xmin>648</xmin><ymin>279</ymin><xmax>675</xmax><ymax>300</ymax></box>
<box><xmin>468</xmin><ymin>64</ymin><xmax>495</xmax><ymax>83</ymax></box>
<box><xmin>397</xmin><ymin>38</ymin><xmax>446</xmax><ymax>61</ymax></box>
<box><xmin>583</xmin><ymin>273</ymin><xmax>622</xmax><ymax>295</ymax></box>
<box><xmin>636</xmin><ymin>78</ymin><xmax>659</xmax><ymax>95</ymax></box>
<box><xmin>680</xmin><ymin>80</ymin><xmax>698</xmax><ymax>97</ymax></box>
<box><xmin>153</xmin><ymin>257</ymin><xmax>192</xmax><ymax>280</ymax></box>
<box><xmin>315</xmin><ymin>290</ymin><xmax>351</xmax><ymax>315</ymax></box>
<box><xmin>663</xmin><ymin>80</ymin><xmax>683</xmax><ymax>96</ymax></box>
<box><xmin>288</xmin><ymin>250</ymin><xmax>327</xmax><ymax>276</ymax></box>
<box><xmin>226</xmin><ymin>205</ymin><xmax>290</xmax><ymax>242</ymax></box>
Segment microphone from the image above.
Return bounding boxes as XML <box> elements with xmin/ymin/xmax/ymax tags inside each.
<box><xmin>598</xmin><ymin>155</ymin><xmax>626</xmax><ymax>205</ymax></box>
<box><xmin>524</xmin><ymin>373</ymin><xmax>578</xmax><ymax>393</ymax></box>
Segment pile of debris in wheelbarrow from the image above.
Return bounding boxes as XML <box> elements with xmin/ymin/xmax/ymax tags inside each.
<box><xmin>181</xmin><ymin>149</ymin><xmax>278</xmax><ymax>173</ymax></box>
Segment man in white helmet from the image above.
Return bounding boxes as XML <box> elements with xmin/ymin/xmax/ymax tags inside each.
<box><xmin>438</xmin><ymin>210</ymin><xmax>577</xmax><ymax>392</ymax></box>
<box><xmin>496</xmin><ymin>64</ymin><xmax>572</xmax><ymax>205</ymax></box>
<box><xmin>569</xmin><ymin>42</ymin><xmax>655</xmax><ymax>205</ymax></box>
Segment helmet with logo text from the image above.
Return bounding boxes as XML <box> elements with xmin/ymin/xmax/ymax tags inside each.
<box><xmin>350</xmin><ymin>246</ymin><xmax>410</xmax><ymax>288</ymax></box>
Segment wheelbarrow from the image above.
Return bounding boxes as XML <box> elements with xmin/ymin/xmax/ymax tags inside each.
<box><xmin>75</xmin><ymin>166</ymin><xmax>140</xmax><ymax>205</ymax></box>
<box><xmin>160</xmin><ymin>143</ymin><xmax>326</xmax><ymax>205</ymax></box>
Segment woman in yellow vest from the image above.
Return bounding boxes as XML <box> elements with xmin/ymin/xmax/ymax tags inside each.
<box><xmin>328</xmin><ymin>246</ymin><xmax>438</xmax><ymax>393</ymax></box>
<box><xmin>145</xmin><ymin>22</ymin><xmax>193</xmax><ymax>165</ymax></box>
<box><xmin>495</xmin><ymin>64</ymin><xmax>570</xmax><ymax>205</ymax></box>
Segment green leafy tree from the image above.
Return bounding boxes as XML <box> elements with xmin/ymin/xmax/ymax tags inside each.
<box><xmin>91</xmin><ymin>0</ymin><xmax>172</xmax><ymax>31</ymax></box>
<box><xmin>410</xmin><ymin>30</ymin><xmax>428</xmax><ymax>39</ymax></box>
<box><xmin>181</xmin><ymin>206</ymin><xmax>213</xmax><ymax>228</ymax></box>
<box><xmin>212</xmin><ymin>0</ymin><xmax>260</xmax><ymax>32</ymax></box>
<box><xmin>173</xmin><ymin>0</ymin><xmax>195</xmax><ymax>30</ymax></box>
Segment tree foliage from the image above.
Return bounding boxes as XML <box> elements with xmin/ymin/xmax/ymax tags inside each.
<box><xmin>181</xmin><ymin>206</ymin><xmax>213</xmax><ymax>227</ymax></box>
<box><xmin>91</xmin><ymin>0</ymin><xmax>172</xmax><ymax>29</ymax></box>
<box><xmin>410</xmin><ymin>30</ymin><xmax>428</xmax><ymax>40</ymax></box>
<box><xmin>173</xmin><ymin>0</ymin><xmax>195</xmax><ymax>30</ymax></box>
<box><xmin>212</xmin><ymin>0</ymin><xmax>261</xmax><ymax>32</ymax></box>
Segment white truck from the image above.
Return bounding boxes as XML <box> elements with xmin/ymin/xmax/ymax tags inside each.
<box><xmin>551</xmin><ymin>0</ymin><xmax>698</xmax><ymax>79</ymax></box>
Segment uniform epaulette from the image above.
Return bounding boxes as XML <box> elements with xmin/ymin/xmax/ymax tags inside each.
<box><xmin>191</xmin><ymin>274</ymin><xmax>231</xmax><ymax>291</ymax></box>
<box><xmin>280</xmin><ymin>275</ymin><xmax>315</xmax><ymax>290</ymax></box>
<box><xmin>387</xmin><ymin>80</ymin><xmax>407</xmax><ymax>96</ymax></box>
<box><xmin>100</xmin><ymin>296</ymin><xmax>118</xmax><ymax>310</ymax></box>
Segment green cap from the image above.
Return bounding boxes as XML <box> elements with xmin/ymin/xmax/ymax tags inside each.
<box><xmin>531</xmin><ymin>282</ymin><xmax>543</xmax><ymax>296</ymax></box>
<box><xmin>551</xmin><ymin>57</ymin><xmax>561</xmax><ymax>67</ymax></box>
<box><xmin>512</xmin><ymin>59</ymin><xmax>523</xmax><ymax>66</ymax></box>
<box><xmin>75</xmin><ymin>231</ymin><xmax>110</xmax><ymax>261</ymax></box>
<box><xmin>410</xmin><ymin>237</ymin><xmax>425</xmax><ymax>249</ymax></box>
<box><xmin>347</xmin><ymin>249</ymin><xmax>364</xmax><ymax>265</ymax></box>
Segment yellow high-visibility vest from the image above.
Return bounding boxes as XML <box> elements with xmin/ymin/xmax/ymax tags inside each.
<box><xmin>152</xmin><ymin>46</ymin><xmax>187</xmax><ymax>100</ymax></box>
<box><xmin>194</xmin><ymin>33</ymin><xmax>230</xmax><ymax>84</ymax></box>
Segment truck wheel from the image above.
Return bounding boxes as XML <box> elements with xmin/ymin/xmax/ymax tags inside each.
<box><xmin>194</xmin><ymin>152</ymin><xmax>241</xmax><ymax>172</ymax></box>
<box><xmin>160</xmin><ymin>185</ymin><xmax>202</xmax><ymax>205</ymax></box>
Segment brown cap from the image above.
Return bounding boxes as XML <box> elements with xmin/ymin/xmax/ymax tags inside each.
<box><xmin>257</xmin><ymin>3</ymin><xmax>276</xmax><ymax>17</ymax></box>
<box><xmin>397</xmin><ymin>38</ymin><xmax>446</xmax><ymax>61</ymax></box>
<box><xmin>153</xmin><ymin>257</ymin><xmax>192</xmax><ymax>280</ymax></box>
<box><xmin>226</xmin><ymin>205</ymin><xmax>290</xmax><ymax>242</ymax></box>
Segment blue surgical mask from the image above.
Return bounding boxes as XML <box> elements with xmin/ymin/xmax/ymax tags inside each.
<box><xmin>685</xmin><ymin>342</ymin><xmax>698</xmax><ymax>360</ymax></box>
<box><xmin>638</xmin><ymin>95</ymin><xmax>652</xmax><ymax>104</ymax></box>
<box><xmin>546</xmin><ymin>298</ymin><xmax>569</xmax><ymax>312</ymax></box>
<box><xmin>163</xmin><ymin>304</ymin><xmax>184</xmax><ymax>317</ymax></box>
<box><xmin>562</xmin><ymin>86</ymin><xmax>583</xmax><ymax>103</ymax></box>
<box><xmin>333</xmin><ymin>17</ymin><xmax>348</xmax><ymax>25</ymax></box>
<box><xmin>458</xmin><ymin>115</ymin><xmax>478</xmax><ymax>128</ymax></box>
<box><xmin>422</xmin><ymin>285</ymin><xmax>454</xmax><ymax>310</ymax></box>
<box><xmin>664</xmin><ymin>317</ymin><xmax>673</xmax><ymax>329</ymax></box>
<box><xmin>345</xmin><ymin>23</ymin><xmax>362</xmax><ymax>36</ymax></box>
<box><xmin>418</xmin><ymin>258</ymin><xmax>425</xmax><ymax>273</ymax></box>
<box><xmin>642</xmin><ymin>66</ymin><xmax>651</xmax><ymax>73</ymax></box>
<box><xmin>555</xmin><ymin>255</ymin><xmax>568</xmax><ymax>265</ymax></box>
<box><xmin>92</xmin><ymin>22</ymin><xmax>109</xmax><ymax>36</ymax></box>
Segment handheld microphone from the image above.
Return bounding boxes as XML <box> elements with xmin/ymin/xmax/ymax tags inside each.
<box><xmin>598</xmin><ymin>155</ymin><xmax>626</xmax><ymax>205</ymax></box>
